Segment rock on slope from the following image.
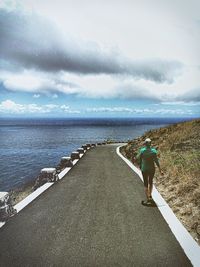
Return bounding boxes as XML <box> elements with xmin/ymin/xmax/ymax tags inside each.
<box><xmin>121</xmin><ymin>118</ymin><xmax>200</xmax><ymax>245</ymax></box>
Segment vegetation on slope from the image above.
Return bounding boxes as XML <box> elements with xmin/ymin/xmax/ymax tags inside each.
<box><xmin>121</xmin><ymin>119</ymin><xmax>200</xmax><ymax>244</ymax></box>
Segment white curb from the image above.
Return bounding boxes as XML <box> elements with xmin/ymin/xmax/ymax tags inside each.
<box><xmin>116</xmin><ymin>145</ymin><xmax>200</xmax><ymax>267</ymax></box>
<box><xmin>14</xmin><ymin>182</ymin><xmax>53</xmax><ymax>213</ymax></box>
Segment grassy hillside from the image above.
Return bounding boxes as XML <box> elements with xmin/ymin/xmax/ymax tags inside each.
<box><xmin>121</xmin><ymin>118</ymin><xmax>200</xmax><ymax>244</ymax></box>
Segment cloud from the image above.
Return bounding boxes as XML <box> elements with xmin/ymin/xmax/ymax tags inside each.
<box><xmin>0</xmin><ymin>99</ymin><xmax>195</xmax><ymax>116</ymax></box>
<box><xmin>0</xmin><ymin>70</ymin><xmax>80</xmax><ymax>95</ymax></box>
<box><xmin>86</xmin><ymin>106</ymin><xmax>193</xmax><ymax>115</ymax></box>
<box><xmin>87</xmin><ymin>107</ymin><xmax>133</xmax><ymax>113</ymax></box>
<box><xmin>33</xmin><ymin>94</ymin><xmax>40</xmax><ymax>98</ymax></box>
<box><xmin>0</xmin><ymin>8</ymin><xmax>182</xmax><ymax>83</ymax></box>
<box><xmin>1</xmin><ymin>66</ymin><xmax>198</xmax><ymax>103</ymax></box>
<box><xmin>160</xmin><ymin>101</ymin><xmax>200</xmax><ymax>106</ymax></box>
<box><xmin>0</xmin><ymin>69</ymin><xmax>158</xmax><ymax>100</ymax></box>
<box><xmin>0</xmin><ymin>99</ymin><xmax>46</xmax><ymax>113</ymax></box>
<box><xmin>52</xmin><ymin>94</ymin><xmax>58</xmax><ymax>99</ymax></box>
<box><xmin>60</xmin><ymin>105</ymin><xmax>70</xmax><ymax>111</ymax></box>
<box><xmin>0</xmin><ymin>99</ymin><xmax>80</xmax><ymax>114</ymax></box>
<box><xmin>0</xmin><ymin>99</ymin><xmax>26</xmax><ymax>113</ymax></box>
<box><xmin>176</xmin><ymin>88</ymin><xmax>200</xmax><ymax>102</ymax></box>
<box><xmin>113</xmin><ymin>83</ymin><xmax>160</xmax><ymax>101</ymax></box>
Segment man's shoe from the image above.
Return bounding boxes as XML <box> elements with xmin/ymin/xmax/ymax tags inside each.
<box><xmin>141</xmin><ymin>200</ymin><xmax>152</xmax><ymax>206</ymax></box>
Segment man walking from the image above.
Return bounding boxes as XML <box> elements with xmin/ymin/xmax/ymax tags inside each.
<box><xmin>137</xmin><ymin>138</ymin><xmax>163</xmax><ymax>205</ymax></box>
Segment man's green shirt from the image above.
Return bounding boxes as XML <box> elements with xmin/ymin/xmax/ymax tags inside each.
<box><xmin>137</xmin><ymin>146</ymin><xmax>160</xmax><ymax>172</ymax></box>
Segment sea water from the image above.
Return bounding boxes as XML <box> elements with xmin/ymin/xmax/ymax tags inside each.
<box><xmin>0</xmin><ymin>117</ymin><xmax>188</xmax><ymax>191</ymax></box>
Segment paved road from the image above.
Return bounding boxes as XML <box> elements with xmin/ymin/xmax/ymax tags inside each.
<box><xmin>0</xmin><ymin>145</ymin><xmax>192</xmax><ymax>267</ymax></box>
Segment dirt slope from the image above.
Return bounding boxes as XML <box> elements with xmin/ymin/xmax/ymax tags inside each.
<box><xmin>121</xmin><ymin>118</ymin><xmax>200</xmax><ymax>244</ymax></box>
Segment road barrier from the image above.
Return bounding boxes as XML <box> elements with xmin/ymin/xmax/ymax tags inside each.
<box><xmin>71</xmin><ymin>151</ymin><xmax>80</xmax><ymax>160</ymax></box>
<box><xmin>77</xmin><ymin>148</ymin><xmax>85</xmax><ymax>154</ymax></box>
<box><xmin>0</xmin><ymin>192</ymin><xmax>17</xmax><ymax>221</ymax></box>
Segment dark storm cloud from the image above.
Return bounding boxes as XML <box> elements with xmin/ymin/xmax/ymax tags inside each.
<box><xmin>0</xmin><ymin>9</ymin><xmax>182</xmax><ymax>83</ymax></box>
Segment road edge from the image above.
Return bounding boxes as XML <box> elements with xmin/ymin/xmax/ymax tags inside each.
<box><xmin>116</xmin><ymin>145</ymin><xmax>200</xmax><ymax>267</ymax></box>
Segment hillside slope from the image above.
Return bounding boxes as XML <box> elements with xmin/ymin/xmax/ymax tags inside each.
<box><xmin>121</xmin><ymin>119</ymin><xmax>200</xmax><ymax>244</ymax></box>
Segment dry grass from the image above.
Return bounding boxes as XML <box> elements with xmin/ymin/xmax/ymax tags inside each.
<box><xmin>121</xmin><ymin>118</ymin><xmax>200</xmax><ymax>244</ymax></box>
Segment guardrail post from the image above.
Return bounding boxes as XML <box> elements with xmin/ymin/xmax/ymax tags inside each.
<box><xmin>0</xmin><ymin>192</ymin><xmax>16</xmax><ymax>221</ymax></box>
<box><xmin>33</xmin><ymin>168</ymin><xmax>58</xmax><ymax>190</ymax></box>
<box><xmin>77</xmin><ymin>148</ymin><xmax>84</xmax><ymax>154</ymax></box>
<box><xmin>56</xmin><ymin>157</ymin><xmax>73</xmax><ymax>173</ymax></box>
<box><xmin>82</xmin><ymin>144</ymin><xmax>88</xmax><ymax>150</ymax></box>
<box><xmin>86</xmin><ymin>144</ymin><xmax>92</xmax><ymax>149</ymax></box>
<box><xmin>71</xmin><ymin>151</ymin><xmax>80</xmax><ymax>161</ymax></box>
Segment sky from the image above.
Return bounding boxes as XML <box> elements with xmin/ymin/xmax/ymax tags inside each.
<box><xmin>0</xmin><ymin>0</ymin><xmax>199</xmax><ymax>117</ymax></box>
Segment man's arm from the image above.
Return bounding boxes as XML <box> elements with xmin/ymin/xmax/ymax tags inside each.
<box><xmin>153</xmin><ymin>152</ymin><xmax>164</xmax><ymax>175</ymax></box>
<box><xmin>136</xmin><ymin>149</ymin><xmax>142</xmax><ymax>169</ymax></box>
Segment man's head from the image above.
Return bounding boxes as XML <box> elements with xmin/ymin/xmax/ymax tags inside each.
<box><xmin>145</xmin><ymin>138</ymin><xmax>151</xmax><ymax>147</ymax></box>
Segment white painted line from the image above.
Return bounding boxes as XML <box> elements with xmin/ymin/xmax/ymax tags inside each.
<box><xmin>0</xmin><ymin>222</ymin><xmax>6</xmax><ymax>228</ymax></box>
<box><xmin>73</xmin><ymin>159</ymin><xmax>79</xmax><ymax>165</ymax></box>
<box><xmin>58</xmin><ymin>167</ymin><xmax>71</xmax><ymax>180</ymax></box>
<box><xmin>14</xmin><ymin>182</ymin><xmax>53</xmax><ymax>213</ymax></box>
<box><xmin>117</xmin><ymin>145</ymin><xmax>200</xmax><ymax>267</ymax></box>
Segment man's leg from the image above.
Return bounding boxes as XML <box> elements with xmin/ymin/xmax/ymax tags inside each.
<box><xmin>148</xmin><ymin>169</ymin><xmax>155</xmax><ymax>199</ymax></box>
<box><xmin>142</xmin><ymin>172</ymin><xmax>149</xmax><ymax>201</ymax></box>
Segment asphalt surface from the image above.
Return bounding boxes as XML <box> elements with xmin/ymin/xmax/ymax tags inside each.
<box><xmin>0</xmin><ymin>145</ymin><xmax>192</xmax><ymax>267</ymax></box>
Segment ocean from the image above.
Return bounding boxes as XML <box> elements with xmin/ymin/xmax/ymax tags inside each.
<box><xmin>0</xmin><ymin>117</ymin><xmax>189</xmax><ymax>191</ymax></box>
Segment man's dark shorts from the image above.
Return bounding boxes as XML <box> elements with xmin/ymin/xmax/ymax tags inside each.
<box><xmin>142</xmin><ymin>169</ymin><xmax>155</xmax><ymax>187</ymax></box>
